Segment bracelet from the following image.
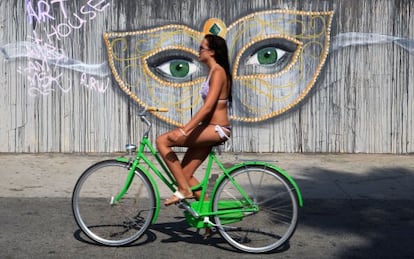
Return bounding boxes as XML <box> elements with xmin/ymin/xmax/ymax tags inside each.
<box><xmin>178</xmin><ymin>128</ymin><xmax>188</xmax><ymax>136</ymax></box>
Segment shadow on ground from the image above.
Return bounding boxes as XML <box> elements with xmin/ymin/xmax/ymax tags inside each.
<box><xmin>294</xmin><ymin>166</ymin><xmax>414</xmax><ymax>259</ymax></box>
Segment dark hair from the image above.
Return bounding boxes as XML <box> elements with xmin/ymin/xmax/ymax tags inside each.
<box><xmin>204</xmin><ymin>34</ymin><xmax>232</xmax><ymax>103</ymax></box>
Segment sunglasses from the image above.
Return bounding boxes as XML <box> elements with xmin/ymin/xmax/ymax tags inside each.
<box><xmin>199</xmin><ymin>46</ymin><xmax>211</xmax><ymax>52</ymax></box>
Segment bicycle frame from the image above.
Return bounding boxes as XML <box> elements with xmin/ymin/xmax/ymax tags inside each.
<box><xmin>108</xmin><ymin>107</ymin><xmax>302</xmax><ymax>226</ymax></box>
<box><xmin>113</xmin><ymin>133</ymin><xmax>303</xmax><ymax>226</ymax></box>
<box><xmin>112</xmin><ymin>134</ymin><xmax>249</xmax><ymax>222</ymax></box>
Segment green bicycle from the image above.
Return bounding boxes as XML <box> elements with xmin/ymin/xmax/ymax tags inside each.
<box><xmin>71</xmin><ymin>107</ymin><xmax>303</xmax><ymax>253</ymax></box>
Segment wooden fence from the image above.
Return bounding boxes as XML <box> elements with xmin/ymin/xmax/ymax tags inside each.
<box><xmin>0</xmin><ymin>0</ymin><xmax>412</xmax><ymax>153</ymax></box>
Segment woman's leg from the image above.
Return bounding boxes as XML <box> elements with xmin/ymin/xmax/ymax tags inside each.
<box><xmin>156</xmin><ymin>125</ymin><xmax>223</xmax><ymax>205</ymax></box>
<box><xmin>181</xmin><ymin>146</ymin><xmax>212</xmax><ymax>199</ymax></box>
<box><xmin>156</xmin><ymin>131</ymin><xmax>192</xmax><ymax>197</ymax></box>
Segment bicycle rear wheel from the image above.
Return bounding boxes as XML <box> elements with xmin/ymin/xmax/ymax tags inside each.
<box><xmin>72</xmin><ymin>160</ymin><xmax>155</xmax><ymax>246</ymax></box>
<box><xmin>212</xmin><ymin>165</ymin><xmax>299</xmax><ymax>253</ymax></box>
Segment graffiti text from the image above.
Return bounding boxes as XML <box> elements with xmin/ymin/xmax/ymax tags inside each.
<box><xmin>25</xmin><ymin>0</ymin><xmax>110</xmax><ymax>42</ymax></box>
<box><xmin>80</xmin><ymin>73</ymin><xmax>110</xmax><ymax>93</ymax></box>
<box><xmin>17</xmin><ymin>34</ymin><xmax>71</xmax><ymax>96</ymax></box>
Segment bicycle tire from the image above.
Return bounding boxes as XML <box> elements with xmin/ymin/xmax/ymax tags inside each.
<box><xmin>211</xmin><ymin>165</ymin><xmax>299</xmax><ymax>253</ymax></box>
<box><xmin>72</xmin><ymin>160</ymin><xmax>155</xmax><ymax>246</ymax></box>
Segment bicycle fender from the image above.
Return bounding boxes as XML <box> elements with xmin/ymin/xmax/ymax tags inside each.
<box><xmin>213</xmin><ymin>161</ymin><xmax>303</xmax><ymax>207</ymax></box>
<box><xmin>116</xmin><ymin>157</ymin><xmax>161</xmax><ymax>223</ymax></box>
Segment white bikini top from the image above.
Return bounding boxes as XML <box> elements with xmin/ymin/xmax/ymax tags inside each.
<box><xmin>200</xmin><ymin>75</ymin><xmax>210</xmax><ymax>100</ymax></box>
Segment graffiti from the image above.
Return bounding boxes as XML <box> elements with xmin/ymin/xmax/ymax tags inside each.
<box><xmin>11</xmin><ymin>28</ymin><xmax>110</xmax><ymax>96</ymax></box>
<box><xmin>0</xmin><ymin>41</ymin><xmax>110</xmax><ymax>76</ymax></box>
<box><xmin>18</xmin><ymin>62</ymin><xmax>65</xmax><ymax>96</ymax></box>
<box><xmin>27</xmin><ymin>32</ymin><xmax>67</xmax><ymax>60</ymax></box>
<box><xmin>25</xmin><ymin>0</ymin><xmax>54</xmax><ymax>23</ymax></box>
<box><xmin>331</xmin><ymin>32</ymin><xmax>414</xmax><ymax>54</ymax></box>
<box><xmin>25</xmin><ymin>0</ymin><xmax>110</xmax><ymax>42</ymax></box>
<box><xmin>16</xmin><ymin>35</ymin><xmax>69</xmax><ymax>96</ymax></box>
<box><xmin>1</xmin><ymin>0</ymin><xmax>112</xmax><ymax>96</ymax></box>
<box><xmin>26</xmin><ymin>0</ymin><xmax>110</xmax><ymax>42</ymax></box>
<box><xmin>80</xmin><ymin>73</ymin><xmax>110</xmax><ymax>93</ymax></box>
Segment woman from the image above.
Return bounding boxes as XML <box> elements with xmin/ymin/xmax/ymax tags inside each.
<box><xmin>156</xmin><ymin>34</ymin><xmax>232</xmax><ymax>206</ymax></box>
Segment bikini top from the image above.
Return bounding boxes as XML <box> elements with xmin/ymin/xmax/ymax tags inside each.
<box><xmin>200</xmin><ymin>74</ymin><xmax>228</xmax><ymax>102</ymax></box>
<box><xmin>200</xmin><ymin>75</ymin><xmax>210</xmax><ymax>100</ymax></box>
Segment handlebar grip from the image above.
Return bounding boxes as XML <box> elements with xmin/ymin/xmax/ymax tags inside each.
<box><xmin>147</xmin><ymin>107</ymin><xmax>168</xmax><ymax>112</ymax></box>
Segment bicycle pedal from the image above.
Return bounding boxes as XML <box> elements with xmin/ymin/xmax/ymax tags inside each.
<box><xmin>177</xmin><ymin>201</ymin><xmax>187</xmax><ymax>209</ymax></box>
<box><xmin>177</xmin><ymin>202</ymin><xmax>199</xmax><ymax>218</ymax></box>
<box><xmin>177</xmin><ymin>201</ymin><xmax>192</xmax><ymax>211</ymax></box>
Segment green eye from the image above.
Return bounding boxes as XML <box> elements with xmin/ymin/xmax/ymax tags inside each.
<box><xmin>246</xmin><ymin>47</ymin><xmax>286</xmax><ymax>66</ymax></box>
<box><xmin>157</xmin><ymin>59</ymin><xmax>197</xmax><ymax>79</ymax></box>
<box><xmin>169</xmin><ymin>61</ymin><xmax>190</xmax><ymax>78</ymax></box>
<box><xmin>257</xmin><ymin>48</ymin><xmax>278</xmax><ymax>65</ymax></box>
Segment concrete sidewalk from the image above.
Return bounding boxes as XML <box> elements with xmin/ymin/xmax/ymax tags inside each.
<box><xmin>0</xmin><ymin>152</ymin><xmax>413</xmax><ymax>200</ymax></box>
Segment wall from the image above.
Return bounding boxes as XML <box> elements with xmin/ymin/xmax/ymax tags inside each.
<box><xmin>0</xmin><ymin>0</ymin><xmax>413</xmax><ymax>153</ymax></box>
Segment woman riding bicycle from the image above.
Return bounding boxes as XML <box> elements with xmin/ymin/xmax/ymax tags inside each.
<box><xmin>156</xmin><ymin>34</ymin><xmax>232</xmax><ymax>206</ymax></box>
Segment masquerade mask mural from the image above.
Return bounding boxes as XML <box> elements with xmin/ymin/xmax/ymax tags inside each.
<box><xmin>104</xmin><ymin>10</ymin><xmax>334</xmax><ymax>126</ymax></box>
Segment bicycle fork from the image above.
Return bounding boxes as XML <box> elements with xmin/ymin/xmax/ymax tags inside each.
<box><xmin>110</xmin><ymin>159</ymin><xmax>137</xmax><ymax>205</ymax></box>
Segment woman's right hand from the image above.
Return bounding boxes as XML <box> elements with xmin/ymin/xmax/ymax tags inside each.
<box><xmin>167</xmin><ymin>128</ymin><xmax>187</xmax><ymax>143</ymax></box>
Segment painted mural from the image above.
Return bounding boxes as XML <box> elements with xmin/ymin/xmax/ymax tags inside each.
<box><xmin>104</xmin><ymin>11</ymin><xmax>334</xmax><ymax>126</ymax></box>
<box><xmin>0</xmin><ymin>0</ymin><xmax>413</xmax><ymax>153</ymax></box>
<box><xmin>4</xmin><ymin>2</ymin><xmax>336</xmax><ymax>125</ymax></box>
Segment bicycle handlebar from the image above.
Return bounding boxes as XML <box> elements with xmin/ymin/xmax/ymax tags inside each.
<box><xmin>147</xmin><ymin>107</ymin><xmax>168</xmax><ymax>112</ymax></box>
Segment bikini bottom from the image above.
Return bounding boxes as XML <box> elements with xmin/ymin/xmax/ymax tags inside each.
<box><xmin>214</xmin><ymin>125</ymin><xmax>231</xmax><ymax>140</ymax></box>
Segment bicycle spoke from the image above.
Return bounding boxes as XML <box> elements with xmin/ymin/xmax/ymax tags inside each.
<box><xmin>255</xmin><ymin>187</ymin><xmax>296</xmax><ymax>205</ymax></box>
<box><xmin>246</xmin><ymin>171</ymin><xmax>258</xmax><ymax>202</ymax></box>
<box><xmin>212</xmin><ymin>165</ymin><xmax>299</xmax><ymax>253</ymax></box>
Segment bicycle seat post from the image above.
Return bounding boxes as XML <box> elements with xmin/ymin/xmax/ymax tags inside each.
<box><xmin>213</xmin><ymin>145</ymin><xmax>222</xmax><ymax>155</ymax></box>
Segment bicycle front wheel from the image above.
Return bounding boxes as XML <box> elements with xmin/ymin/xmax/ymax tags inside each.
<box><xmin>212</xmin><ymin>165</ymin><xmax>299</xmax><ymax>253</ymax></box>
<box><xmin>72</xmin><ymin>160</ymin><xmax>155</xmax><ymax>246</ymax></box>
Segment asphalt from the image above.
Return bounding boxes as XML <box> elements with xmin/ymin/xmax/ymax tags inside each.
<box><xmin>1</xmin><ymin>152</ymin><xmax>414</xmax><ymax>258</ymax></box>
<box><xmin>1</xmin><ymin>152</ymin><xmax>413</xmax><ymax>200</ymax></box>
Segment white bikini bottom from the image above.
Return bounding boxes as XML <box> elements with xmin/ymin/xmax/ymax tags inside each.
<box><xmin>214</xmin><ymin>125</ymin><xmax>231</xmax><ymax>140</ymax></box>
